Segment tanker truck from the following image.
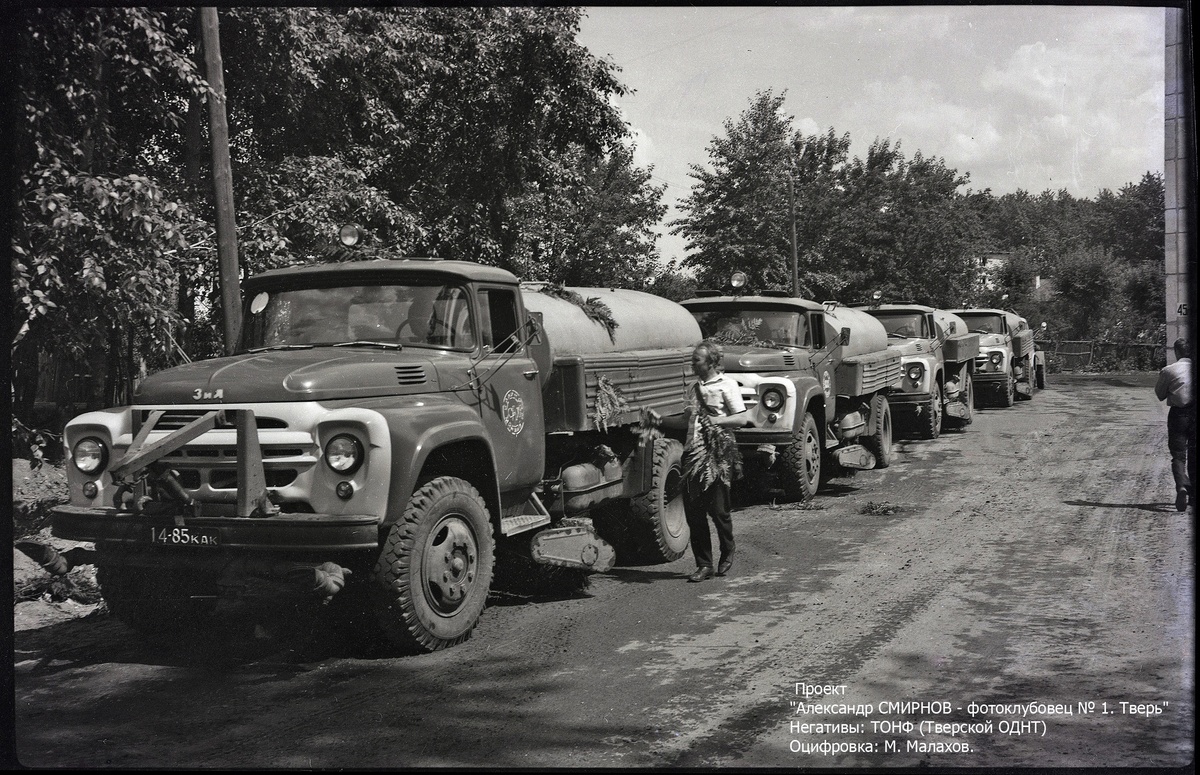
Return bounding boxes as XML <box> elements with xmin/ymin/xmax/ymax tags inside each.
<box><xmin>947</xmin><ymin>307</ymin><xmax>1036</xmax><ymax>407</ymax></box>
<box><xmin>853</xmin><ymin>299</ymin><xmax>979</xmax><ymax>439</ymax></box>
<box><xmin>38</xmin><ymin>256</ymin><xmax>703</xmax><ymax>652</ymax></box>
<box><xmin>680</xmin><ymin>284</ymin><xmax>902</xmax><ymax>503</ymax></box>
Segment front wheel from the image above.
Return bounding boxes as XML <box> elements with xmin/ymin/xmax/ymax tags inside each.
<box><xmin>1000</xmin><ymin>372</ymin><xmax>1015</xmax><ymax>407</ymax></box>
<box><xmin>944</xmin><ymin>372</ymin><xmax>974</xmax><ymax>430</ymax></box>
<box><xmin>917</xmin><ymin>382</ymin><xmax>942</xmax><ymax>440</ymax></box>
<box><xmin>369</xmin><ymin>476</ymin><xmax>495</xmax><ymax>652</ymax></box>
<box><xmin>780</xmin><ymin>411</ymin><xmax>822</xmax><ymax>502</ymax></box>
<box><xmin>864</xmin><ymin>394</ymin><xmax>893</xmax><ymax>468</ymax></box>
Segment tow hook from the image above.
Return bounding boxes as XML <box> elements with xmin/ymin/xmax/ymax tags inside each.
<box><xmin>14</xmin><ymin>541</ymin><xmax>96</xmax><ymax>577</ymax></box>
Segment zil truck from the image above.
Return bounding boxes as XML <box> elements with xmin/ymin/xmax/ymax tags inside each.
<box><xmin>35</xmin><ymin>256</ymin><xmax>705</xmax><ymax>652</ymax></box>
<box><xmin>854</xmin><ymin>300</ymin><xmax>979</xmax><ymax>439</ymax></box>
<box><xmin>680</xmin><ymin>282</ymin><xmax>902</xmax><ymax>503</ymax></box>
<box><xmin>947</xmin><ymin>307</ymin><xmax>1036</xmax><ymax>407</ymax></box>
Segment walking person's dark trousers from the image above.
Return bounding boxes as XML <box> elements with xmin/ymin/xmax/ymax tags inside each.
<box><xmin>1167</xmin><ymin>405</ymin><xmax>1195</xmax><ymax>496</ymax></box>
<box><xmin>684</xmin><ymin>480</ymin><xmax>734</xmax><ymax>568</ymax></box>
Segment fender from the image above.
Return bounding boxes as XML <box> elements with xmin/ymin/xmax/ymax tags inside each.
<box><xmin>365</xmin><ymin>395</ymin><xmax>502</xmax><ymax>527</ymax></box>
<box><xmin>791</xmin><ymin>373</ymin><xmax>829</xmax><ymax>428</ymax></box>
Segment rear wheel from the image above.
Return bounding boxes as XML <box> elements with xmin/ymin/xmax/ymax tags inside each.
<box><xmin>627</xmin><ymin>438</ymin><xmax>689</xmax><ymax>564</ymax></box>
<box><xmin>780</xmin><ymin>411</ymin><xmax>822</xmax><ymax>502</ymax></box>
<box><xmin>864</xmin><ymin>394</ymin><xmax>893</xmax><ymax>468</ymax></box>
<box><xmin>369</xmin><ymin>476</ymin><xmax>494</xmax><ymax>652</ymax></box>
<box><xmin>1036</xmin><ymin>364</ymin><xmax>1046</xmax><ymax>389</ymax></box>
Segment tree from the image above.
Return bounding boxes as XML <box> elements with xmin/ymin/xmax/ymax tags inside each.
<box><xmin>671</xmin><ymin>90</ymin><xmax>796</xmax><ymax>293</ymax></box>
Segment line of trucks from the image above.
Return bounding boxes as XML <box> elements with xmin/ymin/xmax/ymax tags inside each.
<box><xmin>24</xmin><ymin>256</ymin><xmax>1040</xmax><ymax>652</ymax></box>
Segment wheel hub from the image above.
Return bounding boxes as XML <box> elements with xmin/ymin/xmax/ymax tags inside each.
<box><xmin>422</xmin><ymin>516</ymin><xmax>478</xmax><ymax>615</ymax></box>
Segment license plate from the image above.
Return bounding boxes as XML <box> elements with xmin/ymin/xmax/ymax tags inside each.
<box><xmin>149</xmin><ymin>526</ymin><xmax>220</xmax><ymax>547</ymax></box>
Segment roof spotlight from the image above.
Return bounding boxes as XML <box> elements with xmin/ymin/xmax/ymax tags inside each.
<box><xmin>338</xmin><ymin>224</ymin><xmax>363</xmax><ymax>247</ymax></box>
<box><xmin>730</xmin><ymin>271</ymin><xmax>748</xmax><ymax>289</ymax></box>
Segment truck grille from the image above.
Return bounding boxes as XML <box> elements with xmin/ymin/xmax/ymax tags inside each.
<box><xmin>137</xmin><ymin>409</ymin><xmax>288</xmax><ymax>432</ymax></box>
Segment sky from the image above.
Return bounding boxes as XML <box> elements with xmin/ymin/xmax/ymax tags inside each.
<box><xmin>576</xmin><ymin>5</ymin><xmax>1167</xmax><ymax>267</ymax></box>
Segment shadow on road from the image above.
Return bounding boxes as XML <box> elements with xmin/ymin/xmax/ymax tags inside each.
<box><xmin>1064</xmin><ymin>499</ymin><xmax>1178</xmax><ymax>513</ymax></box>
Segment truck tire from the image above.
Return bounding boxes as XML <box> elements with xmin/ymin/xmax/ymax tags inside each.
<box><xmin>369</xmin><ymin>476</ymin><xmax>495</xmax><ymax>652</ymax></box>
<box><xmin>1000</xmin><ymin>372</ymin><xmax>1015</xmax><ymax>407</ymax></box>
<box><xmin>97</xmin><ymin>564</ymin><xmax>215</xmax><ymax>636</ymax></box>
<box><xmin>944</xmin><ymin>372</ymin><xmax>973</xmax><ymax>430</ymax></box>
<box><xmin>864</xmin><ymin>394</ymin><xmax>893</xmax><ymax>469</ymax></box>
<box><xmin>780</xmin><ymin>411</ymin><xmax>821</xmax><ymax>502</ymax></box>
<box><xmin>1036</xmin><ymin>364</ymin><xmax>1046</xmax><ymax>389</ymax></box>
<box><xmin>918</xmin><ymin>382</ymin><xmax>941</xmax><ymax>440</ymax></box>
<box><xmin>627</xmin><ymin>437</ymin><xmax>689</xmax><ymax>564</ymax></box>
<box><xmin>1016</xmin><ymin>357</ymin><xmax>1034</xmax><ymax>400</ymax></box>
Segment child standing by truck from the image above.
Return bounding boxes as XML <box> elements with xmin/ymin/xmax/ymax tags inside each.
<box><xmin>660</xmin><ymin>340</ymin><xmax>751</xmax><ymax>581</ymax></box>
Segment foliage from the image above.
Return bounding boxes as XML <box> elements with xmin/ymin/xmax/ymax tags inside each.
<box><xmin>538</xmin><ymin>284</ymin><xmax>619</xmax><ymax>342</ymax></box>
<box><xmin>672</xmin><ymin>91</ymin><xmax>981</xmax><ymax>306</ymax></box>
<box><xmin>592</xmin><ymin>376</ymin><xmax>630</xmax><ymax>431</ymax></box>
<box><xmin>682</xmin><ymin>410</ymin><xmax>743</xmax><ymax>490</ymax></box>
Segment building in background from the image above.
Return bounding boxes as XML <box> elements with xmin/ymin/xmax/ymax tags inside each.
<box><xmin>1165</xmin><ymin>7</ymin><xmax>1194</xmax><ymax>356</ymax></box>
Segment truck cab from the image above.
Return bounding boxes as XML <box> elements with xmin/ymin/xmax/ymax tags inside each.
<box><xmin>853</xmin><ymin>302</ymin><xmax>978</xmax><ymax>439</ymax></box>
<box><xmin>949</xmin><ymin>308</ymin><xmax>1036</xmax><ymax>407</ymax></box>
<box><xmin>680</xmin><ymin>291</ymin><xmax>901</xmax><ymax>502</ymax></box>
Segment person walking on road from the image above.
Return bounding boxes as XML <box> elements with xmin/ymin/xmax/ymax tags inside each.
<box><xmin>1155</xmin><ymin>338</ymin><xmax>1194</xmax><ymax>511</ymax></box>
<box><xmin>659</xmin><ymin>341</ymin><xmax>751</xmax><ymax>582</ymax></box>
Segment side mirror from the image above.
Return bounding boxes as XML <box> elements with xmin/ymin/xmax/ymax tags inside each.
<box><xmin>839</xmin><ymin>327</ymin><xmax>851</xmax><ymax>347</ymax></box>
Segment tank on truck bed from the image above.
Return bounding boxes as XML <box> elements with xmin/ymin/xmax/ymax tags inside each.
<box><xmin>40</xmin><ymin>258</ymin><xmax>704</xmax><ymax>653</ymax></box>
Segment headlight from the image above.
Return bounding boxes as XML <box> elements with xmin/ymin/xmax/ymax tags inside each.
<box><xmin>906</xmin><ymin>363</ymin><xmax>924</xmax><ymax>382</ymax></box>
<box><xmin>760</xmin><ymin>388</ymin><xmax>785</xmax><ymax>411</ymax></box>
<box><xmin>989</xmin><ymin>352</ymin><xmax>1003</xmax><ymax>365</ymax></box>
<box><xmin>72</xmin><ymin>437</ymin><xmax>108</xmax><ymax>474</ymax></box>
<box><xmin>324</xmin><ymin>434</ymin><xmax>364</xmax><ymax>474</ymax></box>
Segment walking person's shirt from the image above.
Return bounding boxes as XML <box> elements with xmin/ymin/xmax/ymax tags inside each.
<box><xmin>1156</xmin><ymin>357</ymin><xmax>1193</xmax><ymax>407</ymax></box>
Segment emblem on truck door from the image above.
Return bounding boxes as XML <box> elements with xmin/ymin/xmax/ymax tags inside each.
<box><xmin>501</xmin><ymin>389</ymin><xmax>525</xmax><ymax>435</ymax></box>
<box><xmin>822</xmin><ymin>371</ymin><xmax>831</xmax><ymax>398</ymax></box>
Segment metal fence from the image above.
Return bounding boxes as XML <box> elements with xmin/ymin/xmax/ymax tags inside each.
<box><xmin>1038</xmin><ymin>340</ymin><xmax>1166</xmax><ymax>372</ymax></box>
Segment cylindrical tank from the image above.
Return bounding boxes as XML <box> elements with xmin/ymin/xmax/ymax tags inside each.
<box><xmin>522</xmin><ymin>286</ymin><xmax>702</xmax><ymax>359</ymax></box>
<box><xmin>823</xmin><ymin>305</ymin><xmax>890</xmax><ymax>357</ymax></box>
<box><xmin>932</xmin><ymin>309</ymin><xmax>971</xmax><ymax>338</ymax></box>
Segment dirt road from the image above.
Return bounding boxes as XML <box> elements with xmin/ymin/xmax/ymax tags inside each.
<box><xmin>11</xmin><ymin>374</ymin><xmax>1194</xmax><ymax>768</ymax></box>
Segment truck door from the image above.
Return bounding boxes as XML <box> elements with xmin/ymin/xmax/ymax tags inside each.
<box><xmin>473</xmin><ymin>286</ymin><xmax>546</xmax><ymax>490</ymax></box>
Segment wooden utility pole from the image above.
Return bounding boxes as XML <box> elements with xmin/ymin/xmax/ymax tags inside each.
<box><xmin>200</xmin><ymin>7</ymin><xmax>243</xmax><ymax>354</ymax></box>
<box><xmin>788</xmin><ymin>171</ymin><xmax>799</xmax><ymax>297</ymax></box>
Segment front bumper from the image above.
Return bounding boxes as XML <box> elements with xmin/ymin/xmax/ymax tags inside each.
<box><xmin>52</xmin><ymin>505</ymin><xmax>381</xmax><ymax>553</ymax></box>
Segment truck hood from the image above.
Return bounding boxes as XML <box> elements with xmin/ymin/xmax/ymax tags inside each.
<box><xmin>721</xmin><ymin>346</ymin><xmax>805</xmax><ymax>373</ymax></box>
<box><xmin>887</xmin><ymin>339</ymin><xmax>933</xmax><ymax>358</ymax></box>
<box><xmin>976</xmin><ymin>333</ymin><xmax>1008</xmax><ymax>350</ymax></box>
<box><xmin>133</xmin><ymin>348</ymin><xmax>461</xmax><ymax>404</ymax></box>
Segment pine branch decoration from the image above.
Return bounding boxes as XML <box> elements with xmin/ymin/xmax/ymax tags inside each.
<box><xmin>592</xmin><ymin>375</ymin><xmax>630</xmax><ymax>431</ymax></box>
<box><xmin>540</xmin><ymin>284</ymin><xmax>619</xmax><ymax>343</ymax></box>
<box><xmin>681</xmin><ymin>392</ymin><xmax>743</xmax><ymax>488</ymax></box>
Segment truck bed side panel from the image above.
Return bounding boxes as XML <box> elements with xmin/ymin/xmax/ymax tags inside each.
<box><xmin>543</xmin><ymin>349</ymin><xmax>693</xmax><ymax>433</ymax></box>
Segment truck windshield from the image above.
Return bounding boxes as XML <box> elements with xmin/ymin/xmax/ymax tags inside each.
<box><xmin>869</xmin><ymin>312</ymin><xmax>926</xmax><ymax>339</ymax></box>
<box><xmin>240</xmin><ymin>281</ymin><xmax>477</xmax><ymax>352</ymax></box>
<box><xmin>957</xmin><ymin>313</ymin><xmax>1005</xmax><ymax>335</ymax></box>
<box><xmin>690</xmin><ymin>307</ymin><xmax>809</xmax><ymax>348</ymax></box>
